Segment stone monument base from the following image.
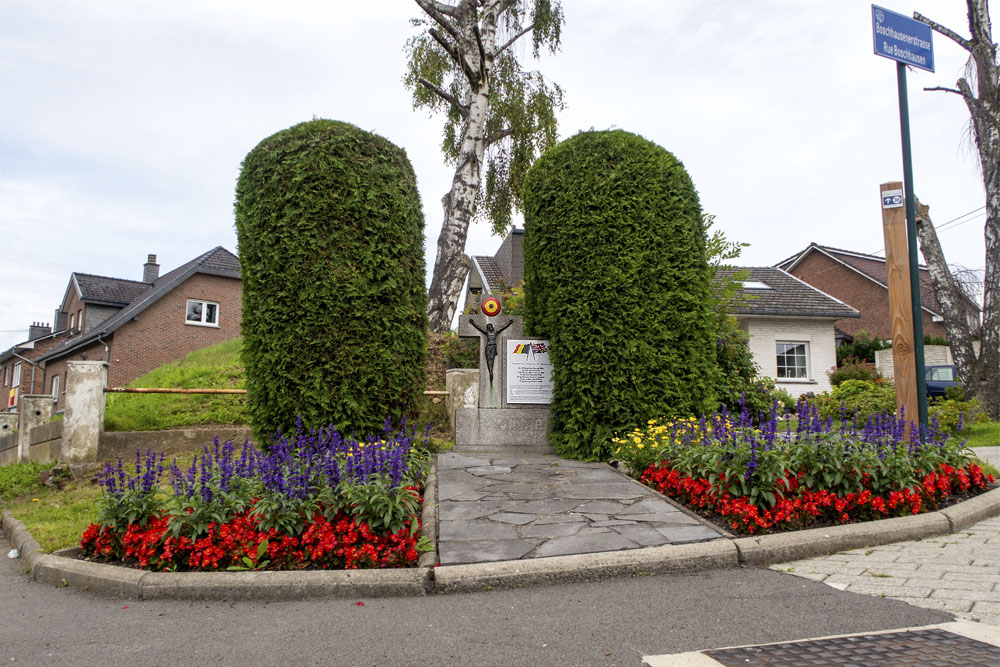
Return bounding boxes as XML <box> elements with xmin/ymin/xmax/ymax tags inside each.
<box><xmin>454</xmin><ymin>407</ymin><xmax>554</xmax><ymax>454</ymax></box>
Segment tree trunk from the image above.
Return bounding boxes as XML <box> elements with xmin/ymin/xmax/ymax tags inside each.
<box><xmin>425</xmin><ymin>2</ymin><xmax>499</xmax><ymax>332</ymax></box>
<box><xmin>915</xmin><ymin>201</ymin><xmax>999</xmax><ymax>419</ymax></box>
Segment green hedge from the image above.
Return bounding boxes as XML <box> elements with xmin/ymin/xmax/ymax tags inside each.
<box><xmin>235</xmin><ymin>119</ymin><xmax>427</xmax><ymax>440</ymax></box>
<box><xmin>522</xmin><ymin>129</ymin><xmax>717</xmax><ymax>460</ymax></box>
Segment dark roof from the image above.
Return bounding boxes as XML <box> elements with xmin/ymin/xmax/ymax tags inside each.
<box><xmin>39</xmin><ymin>247</ymin><xmax>241</xmax><ymax>363</ymax></box>
<box><xmin>472</xmin><ymin>255</ymin><xmax>505</xmax><ymax>294</ymax></box>
<box><xmin>717</xmin><ymin>267</ymin><xmax>860</xmax><ymax>319</ymax></box>
<box><xmin>73</xmin><ymin>273</ymin><xmax>151</xmax><ymax>306</ymax></box>
<box><xmin>775</xmin><ymin>243</ymin><xmax>975</xmax><ymax>317</ymax></box>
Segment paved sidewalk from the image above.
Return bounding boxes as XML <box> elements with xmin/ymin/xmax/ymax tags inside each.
<box><xmin>437</xmin><ymin>452</ymin><xmax>722</xmax><ymax>565</ymax></box>
<box><xmin>771</xmin><ymin>516</ymin><xmax>1000</xmax><ymax>625</ymax></box>
<box><xmin>771</xmin><ymin>446</ymin><xmax>1000</xmax><ymax>627</ymax></box>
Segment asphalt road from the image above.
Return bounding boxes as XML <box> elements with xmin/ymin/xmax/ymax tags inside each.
<box><xmin>1</xmin><ymin>544</ymin><xmax>952</xmax><ymax>667</ymax></box>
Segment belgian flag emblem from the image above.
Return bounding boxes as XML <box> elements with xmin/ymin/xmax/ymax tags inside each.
<box><xmin>481</xmin><ymin>296</ymin><xmax>502</xmax><ymax>317</ymax></box>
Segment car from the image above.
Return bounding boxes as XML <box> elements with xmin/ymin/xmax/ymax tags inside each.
<box><xmin>925</xmin><ymin>364</ymin><xmax>958</xmax><ymax>399</ymax></box>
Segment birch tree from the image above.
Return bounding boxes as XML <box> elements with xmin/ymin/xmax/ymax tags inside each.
<box><xmin>913</xmin><ymin>1</ymin><xmax>999</xmax><ymax>418</ymax></box>
<box><xmin>405</xmin><ymin>0</ymin><xmax>564</xmax><ymax>332</ymax></box>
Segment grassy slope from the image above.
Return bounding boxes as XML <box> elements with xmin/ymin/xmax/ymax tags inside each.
<box><xmin>103</xmin><ymin>338</ymin><xmax>249</xmax><ymax>431</ymax></box>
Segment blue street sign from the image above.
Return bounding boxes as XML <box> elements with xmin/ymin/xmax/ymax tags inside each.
<box><xmin>873</xmin><ymin>5</ymin><xmax>934</xmax><ymax>72</ymax></box>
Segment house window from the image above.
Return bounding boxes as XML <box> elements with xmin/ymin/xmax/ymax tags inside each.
<box><xmin>78</xmin><ymin>309</ymin><xmax>84</xmax><ymax>331</ymax></box>
<box><xmin>12</xmin><ymin>362</ymin><xmax>21</xmax><ymax>387</ymax></box>
<box><xmin>69</xmin><ymin>313</ymin><xmax>76</xmax><ymax>330</ymax></box>
<box><xmin>51</xmin><ymin>375</ymin><xmax>60</xmax><ymax>401</ymax></box>
<box><xmin>186</xmin><ymin>299</ymin><xmax>219</xmax><ymax>327</ymax></box>
<box><xmin>776</xmin><ymin>342</ymin><xmax>808</xmax><ymax>379</ymax></box>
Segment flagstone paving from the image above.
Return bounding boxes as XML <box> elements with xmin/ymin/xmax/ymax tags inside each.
<box><xmin>437</xmin><ymin>452</ymin><xmax>723</xmax><ymax>565</ymax></box>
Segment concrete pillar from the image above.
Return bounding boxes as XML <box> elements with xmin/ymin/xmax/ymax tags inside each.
<box><xmin>17</xmin><ymin>396</ymin><xmax>53</xmax><ymax>462</ymax></box>
<box><xmin>446</xmin><ymin>369</ymin><xmax>479</xmax><ymax>435</ymax></box>
<box><xmin>0</xmin><ymin>413</ymin><xmax>16</xmax><ymax>437</ymax></box>
<box><xmin>62</xmin><ymin>361</ymin><xmax>108</xmax><ymax>463</ymax></box>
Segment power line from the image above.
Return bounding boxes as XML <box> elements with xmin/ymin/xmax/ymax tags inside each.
<box><xmin>868</xmin><ymin>205</ymin><xmax>986</xmax><ymax>257</ymax></box>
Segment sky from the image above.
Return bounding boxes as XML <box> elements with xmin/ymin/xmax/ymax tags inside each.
<box><xmin>1</xmin><ymin>0</ymin><xmax>993</xmax><ymax>350</ymax></box>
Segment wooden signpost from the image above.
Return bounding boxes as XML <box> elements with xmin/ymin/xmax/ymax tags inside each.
<box><xmin>880</xmin><ymin>181</ymin><xmax>920</xmax><ymax>431</ymax></box>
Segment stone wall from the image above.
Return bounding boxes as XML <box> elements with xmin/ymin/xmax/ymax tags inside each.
<box><xmin>0</xmin><ymin>431</ymin><xmax>18</xmax><ymax>466</ymax></box>
<box><xmin>28</xmin><ymin>420</ymin><xmax>64</xmax><ymax>464</ymax></box>
<box><xmin>875</xmin><ymin>343</ymin><xmax>980</xmax><ymax>380</ymax></box>
<box><xmin>98</xmin><ymin>427</ymin><xmax>254</xmax><ymax>460</ymax></box>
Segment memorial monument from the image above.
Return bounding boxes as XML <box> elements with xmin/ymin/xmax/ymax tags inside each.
<box><xmin>454</xmin><ymin>303</ymin><xmax>554</xmax><ymax>453</ymax></box>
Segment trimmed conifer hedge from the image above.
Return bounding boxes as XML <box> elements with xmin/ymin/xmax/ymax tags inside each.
<box><xmin>522</xmin><ymin>129</ymin><xmax>717</xmax><ymax>460</ymax></box>
<box><xmin>235</xmin><ymin>119</ymin><xmax>427</xmax><ymax>440</ymax></box>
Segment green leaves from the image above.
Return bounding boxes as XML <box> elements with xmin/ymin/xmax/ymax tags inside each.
<box><xmin>235</xmin><ymin>120</ymin><xmax>428</xmax><ymax>441</ymax></box>
<box><xmin>523</xmin><ymin>130</ymin><xmax>717</xmax><ymax>460</ymax></box>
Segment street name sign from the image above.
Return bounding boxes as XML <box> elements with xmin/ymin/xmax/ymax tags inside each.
<box><xmin>872</xmin><ymin>5</ymin><xmax>934</xmax><ymax>72</ymax></box>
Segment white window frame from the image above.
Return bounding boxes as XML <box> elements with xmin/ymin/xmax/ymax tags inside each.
<box><xmin>185</xmin><ymin>299</ymin><xmax>220</xmax><ymax>327</ymax></box>
<box><xmin>51</xmin><ymin>375</ymin><xmax>60</xmax><ymax>401</ymax></box>
<box><xmin>69</xmin><ymin>312</ymin><xmax>75</xmax><ymax>330</ymax></box>
<box><xmin>776</xmin><ymin>341</ymin><xmax>810</xmax><ymax>381</ymax></box>
<box><xmin>12</xmin><ymin>362</ymin><xmax>21</xmax><ymax>387</ymax></box>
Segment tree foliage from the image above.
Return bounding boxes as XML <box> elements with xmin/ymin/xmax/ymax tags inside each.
<box><xmin>523</xmin><ymin>130</ymin><xmax>717</xmax><ymax>460</ymax></box>
<box><xmin>913</xmin><ymin>1</ymin><xmax>999</xmax><ymax>419</ymax></box>
<box><xmin>235</xmin><ymin>119</ymin><xmax>428</xmax><ymax>440</ymax></box>
<box><xmin>404</xmin><ymin>0</ymin><xmax>565</xmax><ymax>331</ymax></box>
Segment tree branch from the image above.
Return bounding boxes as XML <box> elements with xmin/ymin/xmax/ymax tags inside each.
<box><xmin>415</xmin><ymin>0</ymin><xmax>461</xmax><ymax>42</ymax></box>
<box><xmin>913</xmin><ymin>12</ymin><xmax>972</xmax><ymax>52</ymax></box>
<box><xmin>497</xmin><ymin>23</ymin><xmax>534</xmax><ymax>55</ymax></box>
<box><xmin>484</xmin><ymin>128</ymin><xmax>512</xmax><ymax>148</ymax></box>
<box><xmin>429</xmin><ymin>27</ymin><xmax>478</xmax><ymax>84</ymax></box>
<box><xmin>924</xmin><ymin>85</ymin><xmax>963</xmax><ymax>95</ymax></box>
<box><xmin>418</xmin><ymin>77</ymin><xmax>470</xmax><ymax>118</ymax></box>
<box><xmin>473</xmin><ymin>24</ymin><xmax>488</xmax><ymax>83</ymax></box>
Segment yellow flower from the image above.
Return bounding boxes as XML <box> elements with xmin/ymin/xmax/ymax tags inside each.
<box><xmin>31</xmin><ymin>498</ymin><xmax>39</xmax><ymax>502</ymax></box>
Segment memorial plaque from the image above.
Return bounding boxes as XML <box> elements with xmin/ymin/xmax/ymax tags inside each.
<box><xmin>505</xmin><ymin>339</ymin><xmax>553</xmax><ymax>404</ymax></box>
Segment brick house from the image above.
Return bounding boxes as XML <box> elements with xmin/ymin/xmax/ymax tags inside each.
<box><xmin>37</xmin><ymin>247</ymin><xmax>242</xmax><ymax>411</ymax></box>
<box><xmin>775</xmin><ymin>243</ymin><xmax>981</xmax><ymax>343</ymax></box>
<box><xmin>464</xmin><ymin>232</ymin><xmax>859</xmax><ymax>394</ymax></box>
<box><xmin>717</xmin><ymin>267</ymin><xmax>860</xmax><ymax>394</ymax></box>
<box><xmin>0</xmin><ymin>323</ymin><xmax>66</xmax><ymax>411</ymax></box>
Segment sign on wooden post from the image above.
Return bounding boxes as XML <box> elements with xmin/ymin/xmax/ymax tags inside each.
<box><xmin>880</xmin><ymin>181</ymin><xmax>919</xmax><ymax>432</ymax></box>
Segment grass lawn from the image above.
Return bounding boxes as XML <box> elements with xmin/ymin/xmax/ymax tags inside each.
<box><xmin>104</xmin><ymin>338</ymin><xmax>248</xmax><ymax>432</ymax></box>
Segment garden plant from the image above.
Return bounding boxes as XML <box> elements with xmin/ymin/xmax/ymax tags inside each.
<box><xmin>79</xmin><ymin>418</ymin><xmax>431</xmax><ymax>571</ymax></box>
<box><xmin>522</xmin><ymin>129</ymin><xmax>717</xmax><ymax>460</ymax></box>
<box><xmin>235</xmin><ymin>119</ymin><xmax>428</xmax><ymax>441</ymax></box>
<box><xmin>613</xmin><ymin>400</ymin><xmax>994</xmax><ymax>535</ymax></box>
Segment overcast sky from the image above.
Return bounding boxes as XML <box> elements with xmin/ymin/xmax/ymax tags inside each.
<box><xmin>1</xmin><ymin>0</ymin><xmax>992</xmax><ymax>350</ymax></box>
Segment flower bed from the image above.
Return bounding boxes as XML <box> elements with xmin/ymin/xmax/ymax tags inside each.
<box><xmin>80</xmin><ymin>418</ymin><xmax>431</xmax><ymax>571</ymax></box>
<box><xmin>613</xmin><ymin>402</ymin><xmax>995</xmax><ymax>535</ymax></box>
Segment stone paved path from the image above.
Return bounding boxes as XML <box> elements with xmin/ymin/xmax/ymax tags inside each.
<box><xmin>437</xmin><ymin>452</ymin><xmax>722</xmax><ymax>565</ymax></box>
<box><xmin>771</xmin><ymin>516</ymin><xmax>1000</xmax><ymax>626</ymax></box>
<box><xmin>772</xmin><ymin>446</ymin><xmax>1000</xmax><ymax>627</ymax></box>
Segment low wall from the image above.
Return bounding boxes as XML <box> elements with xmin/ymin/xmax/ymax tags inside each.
<box><xmin>875</xmin><ymin>343</ymin><xmax>981</xmax><ymax>379</ymax></box>
<box><xmin>98</xmin><ymin>427</ymin><xmax>254</xmax><ymax>460</ymax></box>
<box><xmin>28</xmin><ymin>421</ymin><xmax>64</xmax><ymax>464</ymax></box>
<box><xmin>0</xmin><ymin>431</ymin><xmax>18</xmax><ymax>466</ymax></box>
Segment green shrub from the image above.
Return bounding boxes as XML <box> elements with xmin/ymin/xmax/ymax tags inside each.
<box><xmin>235</xmin><ymin>119</ymin><xmax>428</xmax><ymax>440</ymax></box>
<box><xmin>522</xmin><ymin>129</ymin><xmax>717</xmax><ymax>460</ymax></box>
<box><xmin>772</xmin><ymin>388</ymin><xmax>796</xmax><ymax>413</ymax></box>
<box><xmin>820</xmin><ymin>379</ymin><xmax>897</xmax><ymax>424</ymax></box>
<box><xmin>441</xmin><ymin>331</ymin><xmax>478</xmax><ymax>369</ymax></box>
<box><xmin>829</xmin><ymin>359</ymin><xmax>881</xmax><ymax>386</ymax></box>
<box><xmin>715</xmin><ymin>316</ymin><xmax>774</xmax><ymax>421</ymax></box>
<box><xmin>929</xmin><ymin>395</ymin><xmax>988</xmax><ymax>435</ymax></box>
<box><xmin>836</xmin><ymin>330</ymin><xmax>889</xmax><ymax>365</ymax></box>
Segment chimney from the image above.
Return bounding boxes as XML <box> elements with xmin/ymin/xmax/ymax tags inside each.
<box><xmin>143</xmin><ymin>254</ymin><xmax>160</xmax><ymax>283</ymax></box>
<box><xmin>28</xmin><ymin>321</ymin><xmax>51</xmax><ymax>340</ymax></box>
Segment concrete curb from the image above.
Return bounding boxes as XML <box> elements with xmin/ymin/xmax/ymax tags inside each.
<box><xmin>417</xmin><ymin>461</ymin><xmax>438</xmax><ymax>570</ymax></box>
<box><xmin>733</xmin><ymin>512</ymin><xmax>952</xmax><ymax>567</ymax></box>
<box><xmin>435</xmin><ymin>539</ymin><xmax>738</xmax><ymax>594</ymax></box>
<box><xmin>940</xmin><ymin>485</ymin><xmax>1000</xmax><ymax>531</ymax></box>
<box><xmin>4</xmin><ymin>480</ymin><xmax>999</xmax><ymax>600</ymax></box>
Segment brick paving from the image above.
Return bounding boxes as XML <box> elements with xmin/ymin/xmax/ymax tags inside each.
<box><xmin>772</xmin><ymin>446</ymin><xmax>1000</xmax><ymax>627</ymax></box>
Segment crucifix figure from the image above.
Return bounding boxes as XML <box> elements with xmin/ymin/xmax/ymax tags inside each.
<box><xmin>469</xmin><ymin>318</ymin><xmax>514</xmax><ymax>384</ymax></box>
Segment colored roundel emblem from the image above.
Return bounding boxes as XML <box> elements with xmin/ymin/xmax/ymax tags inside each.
<box><xmin>480</xmin><ymin>296</ymin><xmax>502</xmax><ymax>317</ymax></box>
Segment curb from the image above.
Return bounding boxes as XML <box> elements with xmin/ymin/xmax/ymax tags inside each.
<box><xmin>4</xmin><ymin>483</ymin><xmax>999</xmax><ymax>601</ymax></box>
